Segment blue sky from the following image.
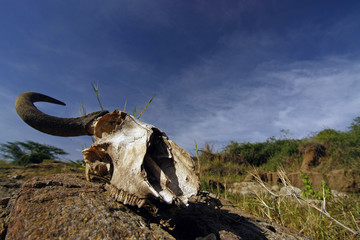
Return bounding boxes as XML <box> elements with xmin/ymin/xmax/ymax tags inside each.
<box><xmin>1</xmin><ymin>1</ymin><xmax>360</xmax><ymax>161</ymax></box>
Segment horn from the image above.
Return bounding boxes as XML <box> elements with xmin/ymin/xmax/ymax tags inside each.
<box><xmin>15</xmin><ymin>92</ymin><xmax>108</xmax><ymax>137</ymax></box>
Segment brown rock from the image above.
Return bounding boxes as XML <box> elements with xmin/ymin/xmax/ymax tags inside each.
<box><xmin>287</xmin><ymin>171</ymin><xmax>324</xmax><ymax>190</ymax></box>
<box><xmin>3</xmin><ymin>174</ymin><xmax>309</xmax><ymax>240</ymax></box>
<box><xmin>300</xmin><ymin>143</ymin><xmax>326</xmax><ymax>171</ymax></box>
<box><xmin>5</xmin><ymin>174</ymin><xmax>173</xmax><ymax>240</ymax></box>
<box><xmin>243</xmin><ymin>168</ymin><xmax>359</xmax><ymax>194</ymax></box>
<box><xmin>287</xmin><ymin>170</ymin><xmax>359</xmax><ymax>193</ymax></box>
<box><xmin>244</xmin><ymin>171</ymin><xmax>280</xmax><ymax>185</ymax></box>
<box><xmin>326</xmin><ymin>169</ymin><xmax>359</xmax><ymax>193</ymax></box>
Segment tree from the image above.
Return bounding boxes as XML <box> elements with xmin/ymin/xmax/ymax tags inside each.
<box><xmin>223</xmin><ymin>141</ymin><xmax>241</xmax><ymax>155</ymax></box>
<box><xmin>0</xmin><ymin>140</ymin><xmax>67</xmax><ymax>165</ymax></box>
<box><xmin>349</xmin><ymin>116</ymin><xmax>360</xmax><ymax>132</ymax></box>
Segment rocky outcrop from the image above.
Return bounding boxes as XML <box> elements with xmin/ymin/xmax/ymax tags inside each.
<box><xmin>325</xmin><ymin>169</ymin><xmax>359</xmax><ymax>192</ymax></box>
<box><xmin>1</xmin><ymin>174</ymin><xmax>309</xmax><ymax>240</ymax></box>
<box><xmin>244</xmin><ymin>169</ymin><xmax>359</xmax><ymax>193</ymax></box>
<box><xmin>300</xmin><ymin>143</ymin><xmax>326</xmax><ymax>171</ymax></box>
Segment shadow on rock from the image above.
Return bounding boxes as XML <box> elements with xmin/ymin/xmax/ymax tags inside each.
<box><xmin>134</xmin><ymin>194</ymin><xmax>266</xmax><ymax>240</ymax></box>
<box><xmin>2</xmin><ymin>174</ymin><xmax>308</xmax><ymax>240</ymax></box>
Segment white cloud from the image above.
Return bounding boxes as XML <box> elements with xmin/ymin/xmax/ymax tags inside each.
<box><xmin>2</xmin><ymin>1</ymin><xmax>360</xmax><ymax>159</ymax></box>
<box><xmin>160</xmin><ymin>56</ymin><xmax>360</xmax><ymax>153</ymax></box>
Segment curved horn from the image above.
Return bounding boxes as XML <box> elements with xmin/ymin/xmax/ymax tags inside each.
<box><xmin>15</xmin><ymin>92</ymin><xmax>108</xmax><ymax>137</ymax></box>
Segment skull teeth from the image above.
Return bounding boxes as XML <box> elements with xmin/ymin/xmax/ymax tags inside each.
<box><xmin>108</xmin><ymin>184</ymin><xmax>146</xmax><ymax>208</ymax></box>
<box><xmin>137</xmin><ymin>199</ymin><xmax>146</xmax><ymax>208</ymax></box>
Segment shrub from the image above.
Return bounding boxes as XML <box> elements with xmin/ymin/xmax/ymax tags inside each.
<box><xmin>0</xmin><ymin>140</ymin><xmax>67</xmax><ymax>166</ymax></box>
<box><xmin>222</xmin><ymin>138</ymin><xmax>301</xmax><ymax>168</ymax></box>
<box><xmin>13</xmin><ymin>152</ymin><xmax>52</xmax><ymax>166</ymax></box>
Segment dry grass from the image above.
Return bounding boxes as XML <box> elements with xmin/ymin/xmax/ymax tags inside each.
<box><xmin>0</xmin><ymin>160</ymin><xmax>82</xmax><ymax>180</ymax></box>
<box><xmin>213</xmin><ymin>168</ymin><xmax>360</xmax><ymax>239</ymax></box>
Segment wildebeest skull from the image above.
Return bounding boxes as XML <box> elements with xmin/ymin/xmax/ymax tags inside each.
<box><xmin>15</xmin><ymin>92</ymin><xmax>200</xmax><ymax>208</ymax></box>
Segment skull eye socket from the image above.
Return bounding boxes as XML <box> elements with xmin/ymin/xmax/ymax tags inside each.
<box><xmin>94</xmin><ymin>163</ymin><xmax>109</xmax><ymax>176</ymax></box>
<box><xmin>143</xmin><ymin>156</ymin><xmax>183</xmax><ymax>196</ymax></box>
<box><xmin>143</xmin><ymin>131</ymin><xmax>184</xmax><ymax>197</ymax></box>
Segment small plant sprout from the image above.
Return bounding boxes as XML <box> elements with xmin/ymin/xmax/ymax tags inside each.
<box><xmin>79</xmin><ymin>103</ymin><xmax>87</xmax><ymax>116</ymax></box>
<box><xmin>91</xmin><ymin>81</ymin><xmax>104</xmax><ymax>111</ymax></box>
<box><xmin>123</xmin><ymin>100</ymin><xmax>127</xmax><ymax>112</ymax></box>
<box><xmin>133</xmin><ymin>107</ymin><xmax>139</xmax><ymax>118</ymax></box>
<box><xmin>195</xmin><ymin>140</ymin><xmax>201</xmax><ymax>179</ymax></box>
<box><xmin>137</xmin><ymin>95</ymin><xmax>155</xmax><ymax>119</ymax></box>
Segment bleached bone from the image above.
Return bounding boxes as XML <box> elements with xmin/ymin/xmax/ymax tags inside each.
<box><xmin>15</xmin><ymin>92</ymin><xmax>200</xmax><ymax>207</ymax></box>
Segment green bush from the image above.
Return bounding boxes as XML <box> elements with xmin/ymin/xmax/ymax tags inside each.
<box><xmin>13</xmin><ymin>152</ymin><xmax>52</xmax><ymax>166</ymax></box>
<box><xmin>222</xmin><ymin>138</ymin><xmax>301</xmax><ymax>168</ymax></box>
<box><xmin>220</xmin><ymin>116</ymin><xmax>360</xmax><ymax>171</ymax></box>
<box><xmin>313</xmin><ymin>118</ymin><xmax>360</xmax><ymax>170</ymax></box>
<box><xmin>301</xmin><ymin>173</ymin><xmax>331</xmax><ymax>200</ymax></box>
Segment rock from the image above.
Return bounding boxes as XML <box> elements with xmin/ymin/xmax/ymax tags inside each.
<box><xmin>243</xmin><ymin>170</ymin><xmax>360</xmax><ymax>193</ymax></box>
<box><xmin>287</xmin><ymin>171</ymin><xmax>324</xmax><ymax>190</ymax></box>
<box><xmin>271</xmin><ymin>185</ymin><xmax>280</xmax><ymax>192</ymax></box>
<box><xmin>244</xmin><ymin>171</ymin><xmax>281</xmax><ymax>185</ymax></box>
<box><xmin>326</xmin><ymin>169</ymin><xmax>359</xmax><ymax>193</ymax></box>
<box><xmin>286</xmin><ymin>170</ymin><xmax>360</xmax><ymax>193</ymax></box>
<box><xmin>0</xmin><ymin>179</ymin><xmax>23</xmax><ymax>199</ymax></box>
<box><xmin>300</xmin><ymin>143</ymin><xmax>326</xmax><ymax>171</ymax></box>
<box><xmin>0</xmin><ymin>198</ymin><xmax>10</xmax><ymax>208</ymax></box>
<box><xmin>280</xmin><ymin>186</ymin><xmax>302</xmax><ymax>195</ymax></box>
<box><xmin>5</xmin><ymin>174</ymin><xmax>173</xmax><ymax>240</ymax></box>
<box><xmin>196</xmin><ymin>233</ymin><xmax>217</xmax><ymax>240</ymax></box>
<box><xmin>2</xmin><ymin>174</ymin><xmax>310</xmax><ymax>240</ymax></box>
<box><xmin>331</xmin><ymin>190</ymin><xmax>348</xmax><ymax>198</ymax></box>
<box><xmin>229</xmin><ymin>182</ymin><xmax>268</xmax><ymax>195</ymax></box>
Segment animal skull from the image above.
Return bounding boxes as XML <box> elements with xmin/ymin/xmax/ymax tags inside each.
<box><xmin>15</xmin><ymin>92</ymin><xmax>200</xmax><ymax>208</ymax></box>
<box><xmin>83</xmin><ymin>110</ymin><xmax>199</xmax><ymax>207</ymax></box>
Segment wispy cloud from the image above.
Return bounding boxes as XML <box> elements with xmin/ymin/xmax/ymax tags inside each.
<box><xmin>2</xmin><ymin>1</ymin><xmax>360</xmax><ymax>160</ymax></box>
<box><xmin>159</xmin><ymin>56</ymin><xmax>360</xmax><ymax>153</ymax></box>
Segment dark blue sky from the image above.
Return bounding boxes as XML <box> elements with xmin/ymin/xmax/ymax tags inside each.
<box><xmin>1</xmin><ymin>1</ymin><xmax>360</xmax><ymax>160</ymax></box>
